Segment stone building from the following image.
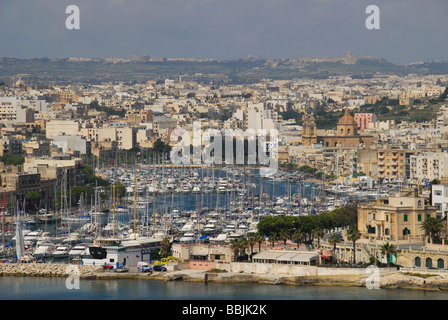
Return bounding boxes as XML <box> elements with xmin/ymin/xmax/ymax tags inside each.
<box><xmin>302</xmin><ymin>108</ymin><xmax>374</xmax><ymax>148</ymax></box>
<box><xmin>357</xmin><ymin>191</ymin><xmax>437</xmax><ymax>243</ymax></box>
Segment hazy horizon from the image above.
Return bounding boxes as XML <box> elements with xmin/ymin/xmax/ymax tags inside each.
<box><xmin>1</xmin><ymin>0</ymin><xmax>448</xmax><ymax>65</ymax></box>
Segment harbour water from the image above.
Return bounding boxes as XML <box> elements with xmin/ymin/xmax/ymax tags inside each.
<box><xmin>1</xmin><ymin>277</ymin><xmax>448</xmax><ymax>300</ymax></box>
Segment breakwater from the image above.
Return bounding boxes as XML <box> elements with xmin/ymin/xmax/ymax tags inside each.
<box><xmin>0</xmin><ymin>263</ymin><xmax>99</xmax><ymax>278</ymax></box>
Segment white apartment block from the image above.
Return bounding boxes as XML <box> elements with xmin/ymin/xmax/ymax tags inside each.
<box><xmin>0</xmin><ymin>97</ymin><xmax>34</xmax><ymax>123</ymax></box>
<box><xmin>46</xmin><ymin>120</ymin><xmax>80</xmax><ymax>139</ymax></box>
<box><xmin>432</xmin><ymin>184</ymin><xmax>448</xmax><ymax>218</ymax></box>
<box><xmin>78</xmin><ymin>127</ymin><xmax>136</xmax><ymax>150</ymax></box>
<box><xmin>410</xmin><ymin>152</ymin><xmax>448</xmax><ymax>184</ymax></box>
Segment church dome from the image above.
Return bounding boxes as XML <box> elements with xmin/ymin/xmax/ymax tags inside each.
<box><xmin>338</xmin><ymin>108</ymin><xmax>357</xmax><ymax>125</ymax></box>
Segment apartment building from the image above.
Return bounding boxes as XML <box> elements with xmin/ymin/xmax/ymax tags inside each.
<box><xmin>354</xmin><ymin>113</ymin><xmax>377</xmax><ymax>130</ymax></box>
<box><xmin>378</xmin><ymin>148</ymin><xmax>415</xmax><ymax>182</ymax></box>
<box><xmin>46</xmin><ymin>120</ymin><xmax>80</xmax><ymax>139</ymax></box>
<box><xmin>431</xmin><ymin>183</ymin><xmax>448</xmax><ymax>218</ymax></box>
<box><xmin>410</xmin><ymin>152</ymin><xmax>448</xmax><ymax>184</ymax></box>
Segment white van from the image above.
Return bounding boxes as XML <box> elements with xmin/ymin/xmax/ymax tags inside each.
<box><xmin>137</xmin><ymin>261</ymin><xmax>152</xmax><ymax>272</ymax></box>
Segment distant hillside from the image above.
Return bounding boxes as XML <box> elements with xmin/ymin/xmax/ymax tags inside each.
<box><xmin>0</xmin><ymin>56</ymin><xmax>444</xmax><ymax>85</ymax></box>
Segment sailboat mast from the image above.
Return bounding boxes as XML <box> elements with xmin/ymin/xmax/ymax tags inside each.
<box><xmin>152</xmin><ymin>177</ymin><xmax>156</xmax><ymax>238</ymax></box>
<box><xmin>134</xmin><ymin>159</ymin><xmax>137</xmax><ymax>241</ymax></box>
<box><xmin>112</xmin><ymin>179</ymin><xmax>116</xmax><ymax>239</ymax></box>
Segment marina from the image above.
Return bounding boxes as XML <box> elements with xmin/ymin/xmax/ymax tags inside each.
<box><xmin>1</xmin><ymin>164</ymin><xmax>394</xmax><ymax>265</ymax></box>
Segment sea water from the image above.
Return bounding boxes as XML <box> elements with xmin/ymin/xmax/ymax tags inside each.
<box><xmin>1</xmin><ymin>277</ymin><xmax>448</xmax><ymax>300</ymax></box>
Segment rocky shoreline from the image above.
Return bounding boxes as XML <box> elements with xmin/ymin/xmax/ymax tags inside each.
<box><xmin>2</xmin><ymin>263</ymin><xmax>448</xmax><ymax>292</ymax></box>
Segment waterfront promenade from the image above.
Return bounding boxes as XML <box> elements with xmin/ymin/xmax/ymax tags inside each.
<box><xmin>2</xmin><ymin>262</ymin><xmax>448</xmax><ymax>291</ymax></box>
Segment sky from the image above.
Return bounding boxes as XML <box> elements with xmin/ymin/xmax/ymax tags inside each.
<box><xmin>1</xmin><ymin>0</ymin><xmax>447</xmax><ymax>64</ymax></box>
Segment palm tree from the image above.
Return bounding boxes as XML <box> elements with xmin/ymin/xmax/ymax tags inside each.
<box><xmin>312</xmin><ymin>228</ymin><xmax>325</xmax><ymax>248</ymax></box>
<box><xmin>160</xmin><ymin>237</ymin><xmax>172</xmax><ymax>258</ymax></box>
<box><xmin>278</xmin><ymin>230</ymin><xmax>290</xmax><ymax>248</ymax></box>
<box><xmin>421</xmin><ymin>217</ymin><xmax>446</xmax><ymax>244</ymax></box>
<box><xmin>268</xmin><ymin>233</ymin><xmax>278</xmax><ymax>248</ymax></box>
<box><xmin>347</xmin><ymin>227</ymin><xmax>361</xmax><ymax>265</ymax></box>
<box><xmin>246</xmin><ymin>233</ymin><xmax>258</xmax><ymax>261</ymax></box>
<box><xmin>328</xmin><ymin>234</ymin><xmax>341</xmax><ymax>262</ymax></box>
<box><xmin>255</xmin><ymin>233</ymin><xmax>264</xmax><ymax>254</ymax></box>
<box><xmin>292</xmin><ymin>231</ymin><xmax>305</xmax><ymax>249</ymax></box>
<box><xmin>380</xmin><ymin>242</ymin><xmax>397</xmax><ymax>267</ymax></box>
<box><xmin>238</xmin><ymin>237</ymin><xmax>249</xmax><ymax>261</ymax></box>
<box><xmin>230</xmin><ymin>239</ymin><xmax>240</xmax><ymax>262</ymax></box>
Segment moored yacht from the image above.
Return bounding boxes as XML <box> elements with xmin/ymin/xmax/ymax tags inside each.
<box><xmin>53</xmin><ymin>246</ymin><xmax>70</xmax><ymax>259</ymax></box>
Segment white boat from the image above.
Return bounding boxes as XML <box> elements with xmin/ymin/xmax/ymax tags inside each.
<box><xmin>181</xmin><ymin>221</ymin><xmax>194</xmax><ymax>232</ymax></box>
<box><xmin>69</xmin><ymin>244</ymin><xmax>88</xmax><ymax>258</ymax></box>
<box><xmin>33</xmin><ymin>243</ymin><xmax>55</xmax><ymax>259</ymax></box>
<box><xmin>23</xmin><ymin>230</ymin><xmax>43</xmax><ymax>243</ymax></box>
<box><xmin>179</xmin><ymin>232</ymin><xmax>198</xmax><ymax>243</ymax></box>
<box><xmin>53</xmin><ymin>246</ymin><xmax>70</xmax><ymax>259</ymax></box>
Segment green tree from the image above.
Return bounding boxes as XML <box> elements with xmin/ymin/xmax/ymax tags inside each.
<box><xmin>153</xmin><ymin>139</ymin><xmax>171</xmax><ymax>154</ymax></box>
<box><xmin>25</xmin><ymin>191</ymin><xmax>41</xmax><ymax>211</ymax></box>
<box><xmin>328</xmin><ymin>234</ymin><xmax>341</xmax><ymax>261</ymax></box>
<box><xmin>380</xmin><ymin>242</ymin><xmax>398</xmax><ymax>267</ymax></box>
<box><xmin>230</xmin><ymin>239</ymin><xmax>241</xmax><ymax>262</ymax></box>
<box><xmin>255</xmin><ymin>233</ymin><xmax>265</xmax><ymax>254</ymax></box>
<box><xmin>421</xmin><ymin>217</ymin><xmax>446</xmax><ymax>244</ymax></box>
<box><xmin>246</xmin><ymin>233</ymin><xmax>258</xmax><ymax>261</ymax></box>
<box><xmin>347</xmin><ymin>227</ymin><xmax>361</xmax><ymax>264</ymax></box>
<box><xmin>278</xmin><ymin>230</ymin><xmax>290</xmax><ymax>248</ymax></box>
<box><xmin>160</xmin><ymin>237</ymin><xmax>172</xmax><ymax>259</ymax></box>
<box><xmin>312</xmin><ymin>228</ymin><xmax>325</xmax><ymax>248</ymax></box>
<box><xmin>0</xmin><ymin>154</ymin><xmax>25</xmax><ymax>165</ymax></box>
<box><xmin>292</xmin><ymin>231</ymin><xmax>305</xmax><ymax>249</ymax></box>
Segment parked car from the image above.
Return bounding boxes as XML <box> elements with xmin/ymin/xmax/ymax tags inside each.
<box><xmin>114</xmin><ymin>266</ymin><xmax>129</xmax><ymax>273</ymax></box>
<box><xmin>154</xmin><ymin>265</ymin><xmax>167</xmax><ymax>272</ymax></box>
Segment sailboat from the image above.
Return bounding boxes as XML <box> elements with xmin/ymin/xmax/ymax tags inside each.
<box><xmin>15</xmin><ymin>201</ymin><xmax>27</xmax><ymax>261</ymax></box>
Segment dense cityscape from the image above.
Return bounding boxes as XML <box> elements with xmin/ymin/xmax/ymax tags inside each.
<box><xmin>1</xmin><ymin>50</ymin><xmax>448</xmax><ymax>295</ymax></box>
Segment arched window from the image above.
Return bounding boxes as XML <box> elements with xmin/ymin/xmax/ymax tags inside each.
<box><xmin>438</xmin><ymin>259</ymin><xmax>444</xmax><ymax>269</ymax></box>
<box><xmin>403</xmin><ymin>228</ymin><xmax>410</xmax><ymax>236</ymax></box>
<box><xmin>415</xmin><ymin>257</ymin><xmax>421</xmax><ymax>267</ymax></box>
<box><xmin>426</xmin><ymin>258</ymin><xmax>433</xmax><ymax>268</ymax></box>
<box><xmin>385</xmin><ymin>228</ymin><xmax>390</xmax><ymax>236</ymax></box>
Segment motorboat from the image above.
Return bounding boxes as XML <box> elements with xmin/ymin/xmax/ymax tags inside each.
<box><xmin>69</xmin><ymin>243</ymin><xmax>88</xmax><ymax>258</ymax></box>
<box><xmin>33</xmin><ymin>243</ymin><xmax>55</xmax><ymax>259</ymax></box>
<box><xmin>53</xmin><ymin>246</ymin><xmax>70</xmax><ymax>259</ymax></box>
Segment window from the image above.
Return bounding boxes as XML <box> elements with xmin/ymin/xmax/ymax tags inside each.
<box><xmin>435</xmin><ymin>190</ymin><xmax>442</xmax><ymax>196</ymax></box>
<box><xmin>438</xmin><ymin>259</ymin><xmax>445</xmax><ymax>269</ymax></box>
<box><xmin>385</xmin><ymin>228</ymin><xmax>390</xmax><ymax>236</ymax></box>
<box><xmin>415</xmin><ymin>257</ymin><xmax>421</xmax><ymax>267</ymax></box>
<box><xmin>418</xmin><ymin>214</ymin><xmax>422</xmax><ymax>222</ymax></box>
<box><xmin>418</xmin><ymin>200</ymin><xmax>422</xmax><ymax>208</ymax></box>
<box><xmin>403</xmin><ymin>228</ymin><xmax>410</xmax><ymax>236</ymax></box>
<box><xmin>426</xmin><ymin>258</ymin><xmax>433</xmax><ymax>268</ymax></box>
<box><xmin>404</xmin><ymin>214</ymin><xmax>408</xmax><ymax>222</ymax></box>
